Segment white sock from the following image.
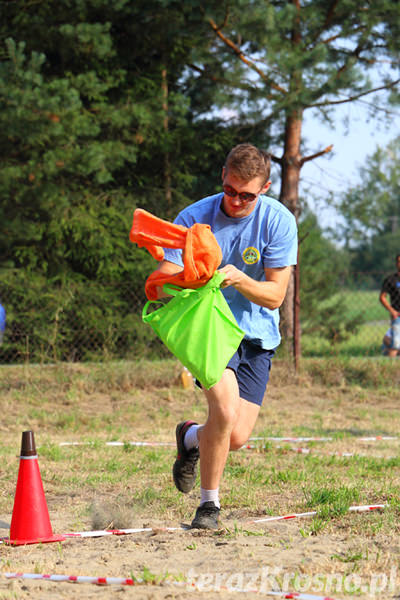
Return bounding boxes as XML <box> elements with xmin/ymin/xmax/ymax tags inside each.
<box><xmin>183</xmin><ymin>424</ymin><xmax>200</xmax><ymax>451</ymax></box>
<box><xmin>200</xmin><ymin>487</ymin><xmax>220</xmax><ymax>509</ymax></box>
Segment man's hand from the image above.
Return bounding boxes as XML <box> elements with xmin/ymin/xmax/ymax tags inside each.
<box><xmin>379</xmin><ymin>291</ymin><xmax>399</xmax><ymax>321</ymax></box>
<box><xmin>218</xmin><ymin>264</ymin><xmax>292</xmax><ymax>310</ymax></box>
<box><xmin>218</xmin><ymin>264</ymin><xmax>244</xmax><ymax>288</ymax></box>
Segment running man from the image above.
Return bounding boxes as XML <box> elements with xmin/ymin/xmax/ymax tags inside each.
<box><xmin>154</xmin><ymin>143</ymin><xmax>298</xmax><ymax>529</ymax></box>
<box><xmin>379</xmin><ymin>254</ymin><xmax>400</xmax><ymax>358</ymax></box>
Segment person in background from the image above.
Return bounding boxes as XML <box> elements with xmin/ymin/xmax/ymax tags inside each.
<box><xmin>0</xmin><ymin>303</ymin><xmax>5</xmax><ymax>345</ymax></box>
<box><xmin>379</xmin><ymin>254</ymin><xmax>400</xmax><ymax>358</ymax></box>
<box><xmin>381</xmin><ymin>328</ymin><xmax>400</xmax><ymax>357</ymax></box>
<box><xmin>153</xmin><ymin>143</ymin><xmax>298</xmax><ymax>529</ymax></box>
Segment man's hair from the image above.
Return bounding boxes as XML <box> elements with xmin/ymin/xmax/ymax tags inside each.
<box><xmin>396</xmin><ymin>254</ymin><xmax>400</xmax><ymax>261</ymax></box>
<box><xmin>224</xmin><ymin>143</ymin><xmax>271</xmax><ymax>183</ymax></box>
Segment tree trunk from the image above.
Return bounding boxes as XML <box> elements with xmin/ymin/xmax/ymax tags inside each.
<box><xmin>161</xmin><ymin>65</ymin><xmax>172</xmax><ymax>215</ymax></box>
<box><xmin>279</xmin><ymin>110</ymin><xmax>302</xmax><ymax>345</ymax></box>
<box><xmin>278</xmin><ymin>0</ymin><xmax>302</xmax><ymax>355</ymax></box>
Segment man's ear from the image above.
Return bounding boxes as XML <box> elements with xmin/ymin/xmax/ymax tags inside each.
<box><xmin>262</xmin><ymin>180</ymin><xmax>272</xmax><ymax>193</ymax></box>
<box><xmin>221</xmin><ymin>167</ymin><xmax>226</xmax><ymax>182</ymax></box>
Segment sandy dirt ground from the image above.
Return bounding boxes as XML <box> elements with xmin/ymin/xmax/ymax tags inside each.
<box><xmin>0</xmin><ymin>362</ymin><xmax>399</xmax><ymax>600</ymax></box>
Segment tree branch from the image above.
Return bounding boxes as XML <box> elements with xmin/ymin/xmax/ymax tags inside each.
<box><xmin>187</xmin><ymin>63</ymin><xmax>269</xmax><ymax>93</ymax></box>
<box><xmin>355</xmin><ymin>96</ymin><xmax>400</xmax><ymax>117</ymax></box>
<box><xmin>301</xmin><ymin>144</ymin><xmax>333</xmax><ymax>165</ymax></box>
<box><xmin>306</xmin><ymin>37</ymin><xmax>370</xmax><ymax>106</ymax></box>
<box><xmin>318</xmin><ymin>32</ymin><xmax>342</xmax><ymax>45</ymax></box>
<box><xmin>206</xmin><ymin>16</ymin><xmax>287</xmax><ymax>95</ymax></box>
<box><xmin>335</xmin><ymin>42</ymin><xmax>364</xmax><ymax>78</ymax></box>
<box><xmin>187</xmin><ymin>63</ymin><xmax>223</xmax><ymax>83</ymax></box>
<box><xmin>309</xmin><ymin>0</ymin><xmax>340</xmax><ymax>46</ymax></box>
<box><xmin>299</xmin><ymin>230</ymin><xmax>310</xmax><ymax>245</ymax></box>
<box><xmin>271</xmin><ymin>154</ymin><xmax>283</xmax><ymax>165</ymax></box>
<box><xmin>310</xmin><ymin>78</ymin><xmax>400</xmax><ymax>108</ymax></box>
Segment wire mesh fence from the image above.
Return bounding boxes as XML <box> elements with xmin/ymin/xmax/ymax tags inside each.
<box><xmin>0</xmin><ymin>272</ymin><xmax>394</xmax><ymax>364</ymax></box>
<box><xmin>0</xmin><ymin>279</ymin><xmax>169</xmax><ymax>365</ymax></box>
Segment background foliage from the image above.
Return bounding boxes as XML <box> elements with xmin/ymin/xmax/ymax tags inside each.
<box><xmin>0</xmin><ymin>0</ymin><xmax>399</xmax><ymax>363</ymax></box>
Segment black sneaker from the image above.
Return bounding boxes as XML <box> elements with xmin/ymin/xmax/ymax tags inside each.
<box><xmin>172</xmin><ymin>421</ymin><xmax>199</xmax><ymax>493</ymax></box>
<box><xmin>191</xmin><ymin>501</ymin><xmax>220</xmax><ymax>530</ymax></box>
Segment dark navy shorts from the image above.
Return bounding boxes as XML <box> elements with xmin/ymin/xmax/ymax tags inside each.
<box><xmin>197</xmin><ymin>339</ymin><xmax>275</xmax><ymax>406</ymax></box>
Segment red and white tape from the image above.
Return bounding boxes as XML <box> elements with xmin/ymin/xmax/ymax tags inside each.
<box><xmin>269</xmin><ymin>446</ymin><xmax>394</xmax><ymax>459</ymax></box>
<box><xmin>59</xmin><ymin>437</ymin><xmax>335</xmax><ymax>447</ymax></box>
<box><xmin>250</xmin><ymin>437</ymin><xmax>334</xmax><ymax>443</ymax></box>
<box><xmin>59</xmin><ymin>435</ymin><xmax>399</xmax><ymax>449</ymax></box>
<box><xmin>4</xmin><ymin>572</ymin><xmax>134</xmax><ymax>585</ymax></box>
<box><xmin>3</xmin><ymin>572</ymin><xmax>337</xmax><ymax>599</ymax></box>
<box><xmin>63</xmin><ymin>525</ymin><xmax>180</xmax><ymax>538</ymax></box>
<box><xmin>0</xmin><ymin>504</ymin><xmax>386</xmax><ymax>545</ymax></box>
<box><xmin>62</xmin><ymin>504</ymin><xmax>385</xmax><ymax>537</ymax></box>
<box><xmin>58</xmin><ymin>504</ymin><xmax>391</xmax><ymax>539</ymax></box>
<box><xmin>59</xmin><ymin>441</ymin><xmax>174</xmax><ymax>447</ymax></box>
<box><xmin>250</xmin><ymin>436</ymin><xmax>398</xmax><ymax>443</ymax></box>
<box><xmin>248</xmin><ymin>504</ymin><xmax>386</xmax><ymax>524</ymax></box>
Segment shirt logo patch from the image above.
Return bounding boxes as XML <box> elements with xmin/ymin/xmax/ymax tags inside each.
<box><xmin>242</xmin><ymin>246</ymin><xmax>260</xmax><ymax>265</ymax></box>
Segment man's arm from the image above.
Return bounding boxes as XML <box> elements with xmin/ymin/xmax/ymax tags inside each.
<box><xmin>379</xmin><ymin>291</ymin><xmax>399</xmax><ymax>320</ymax></box>
<box><xmin>218</xmin><ymin>264</ymin><xmax>292</xmax><ymax>310</ymax></box>
<box><xmin>153</xmin><ymin>260</ymin><xmax>183</xmax><ymax>299</ymax></box>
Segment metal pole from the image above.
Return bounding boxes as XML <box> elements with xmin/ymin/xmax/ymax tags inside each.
<box><xmin>294</xmin><ymin>244</ymin><xmax>301</xmax><ymax>370</ymax></box>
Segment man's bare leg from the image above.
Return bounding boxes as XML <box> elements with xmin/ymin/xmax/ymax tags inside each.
<box><xmin>197</xmin><ymin>369</ymin><xmax>241</xmax><ymax>490</ymax></box>
<box><xmin>189</xmin><ymin>369</ymin><xmax>261</xmax><ymax>528</ymax></box>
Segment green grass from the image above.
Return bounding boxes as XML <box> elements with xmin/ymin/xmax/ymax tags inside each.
<box><xmin>339</xmin><ymin>290</ymin><xmax>387</xmax><ymax>322</ymax></box>
<box><xmin>302</xmin><ymin>288</ymin><xmax>391</xmax><ymax>357</ymax></box>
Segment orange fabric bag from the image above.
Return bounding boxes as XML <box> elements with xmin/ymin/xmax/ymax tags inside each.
<box><xmin>130</xmin><ymin>208</ymin><xmax>222</xmax><ymax>300</ymax></box>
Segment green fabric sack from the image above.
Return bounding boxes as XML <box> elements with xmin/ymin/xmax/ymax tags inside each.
<box><xmin>142</xmin><ymin>272</ymin><xmax>244</xmax><ymax>389</ymax></box>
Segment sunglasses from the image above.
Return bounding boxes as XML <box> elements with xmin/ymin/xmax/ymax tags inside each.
<box><xmin>222</xmin><ymin>184</ymin><xmax>260</xmax><ymax>203</ymax></box>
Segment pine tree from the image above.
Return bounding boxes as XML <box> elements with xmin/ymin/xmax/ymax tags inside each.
<box><xmin>0</xmin><ymin>1</ymin><xmax>198</xmax><ymax>280</ymax></box>
<box><xmin>184</xmin><ymin>0</ymin><xmax>400</xmax><ymax>341</ymax></box>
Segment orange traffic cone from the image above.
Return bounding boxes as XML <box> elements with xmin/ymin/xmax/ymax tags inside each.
<box><xmin>5</xmin><ymin>431</ymin><xmax>65</xmax><ymax>545</ymax></box>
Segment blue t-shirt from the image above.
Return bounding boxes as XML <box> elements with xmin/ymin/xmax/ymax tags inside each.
<box><xmin>164</xmin><ymin>193</ymin><xmax>298</xmax><ymax>349</ymax></box>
